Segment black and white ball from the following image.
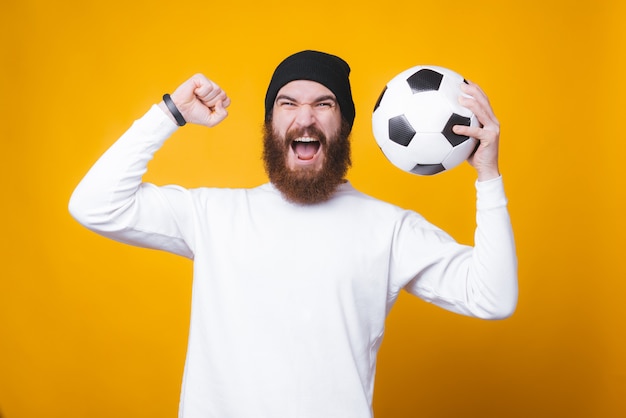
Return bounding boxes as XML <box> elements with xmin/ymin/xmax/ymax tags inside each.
<box><xmin>372</xmin><ymin>65</ymin><xmax>479</xmax><ymax>175</ymax></box>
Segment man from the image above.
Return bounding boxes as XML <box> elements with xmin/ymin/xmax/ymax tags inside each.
<box><xmin>69</xmin><ymin>50</ymin><xmax>517</xmax><ymax>418</ymax></box>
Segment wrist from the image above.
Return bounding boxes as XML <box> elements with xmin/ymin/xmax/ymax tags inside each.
<box><xmin>158</xmin><ymin>102</ymin><xmax>179</xmax><ymax>125</ymax></box>
<box><xmin>477</xmin><ymin>166</ymin><xmax>500</xmax><ymax>182</ymax></box>
<box><xmin>162</xmin><ymin>94</ymin><xmax>187</xmax><ymax>126</ymax></box>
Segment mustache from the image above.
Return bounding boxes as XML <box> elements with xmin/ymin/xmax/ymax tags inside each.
<box><xmin>283</xmin><ymin>126</ymin><xmax>328</xmax><ymax>147</ymax></box>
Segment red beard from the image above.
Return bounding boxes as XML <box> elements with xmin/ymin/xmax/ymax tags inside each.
<box><xmin>262</xmin><ymin>120</ymin><xmax>352</xmax><ymax>205</ymax></box>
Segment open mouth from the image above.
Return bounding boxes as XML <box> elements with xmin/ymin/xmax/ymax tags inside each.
<box><xmin>291</xmin><ymin>137</ymin><xmax>321</xmax><ymax>161</ymax></box>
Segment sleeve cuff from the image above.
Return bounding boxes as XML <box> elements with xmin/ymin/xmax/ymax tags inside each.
<box><xmin>133</xmin><ymin>104</ymin><xmax>180</xmax><ymax>140</ymax></box>
<box><xmin>476</xmin><ymin>175</ymin><xmax>508</xmax><ymax>210</ymax></box>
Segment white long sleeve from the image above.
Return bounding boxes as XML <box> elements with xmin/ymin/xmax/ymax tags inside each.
<box><xmin>69</xmin><ymin>105</ymin><xmax>194</xmax><ymax>257</ymax></box>
<box><xmin>400</xmin><ymin>177</ymin><xmax>518</xmax><ymax>319</ymax></box>
<box><xmin>69</xmin><ymin>106</ymin><xmax>518</xmax><ymax>418</ymax></box>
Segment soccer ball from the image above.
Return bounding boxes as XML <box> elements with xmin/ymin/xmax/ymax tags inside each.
<box><xmin>372</xmin><ymin>65</ymin><xmax>479</xmax><ymax>175</ymax></box>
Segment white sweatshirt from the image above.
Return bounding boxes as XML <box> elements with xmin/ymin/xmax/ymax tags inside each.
<box><xmin>69</xmin><ymin>105</ymin><xmax>517</xmax><ymax>418</ymax></box>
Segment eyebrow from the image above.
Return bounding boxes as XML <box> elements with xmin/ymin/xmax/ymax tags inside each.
<box><xmin>276</xmin><ymin>94</ymin><xmax>337</xmax><ymax>104</ymax></box>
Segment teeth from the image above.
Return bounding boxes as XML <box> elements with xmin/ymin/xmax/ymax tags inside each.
<box><xmin>294</xmin><ymin>137</ymin><xmax>317</xmax><ymax>143</ymax></box>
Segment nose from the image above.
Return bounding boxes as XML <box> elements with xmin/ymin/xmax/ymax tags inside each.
<box><xmin>294</xmin><ymin>104</ymin><xmax>316</xmax><ymax>127</ymax></box>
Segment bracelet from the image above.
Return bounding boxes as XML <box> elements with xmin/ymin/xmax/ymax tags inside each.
<box><xmin>163</xmin><ymin>94</ymin><xmax>186</xmax><ymax>126</ymax></box>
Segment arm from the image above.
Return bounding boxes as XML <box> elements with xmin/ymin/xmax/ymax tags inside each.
<box><xmin>68</xmin><ymin>74</ymin><xmax>230</xmax><ymax>257</ymax></box>
<box><xmin>400</xmin><ymin>179</ymin><xmax>517</xmax><ymax>320</ymax></box>
<box><xmin>403</xmin><ymin>84</ymin><xmax>517</xmax><ymax>319</ymax></box>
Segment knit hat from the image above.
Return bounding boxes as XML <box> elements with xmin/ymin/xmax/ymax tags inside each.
<box><xmin>264</xmin><ymin>50</ymin><xmax>356</xmax><ymax>129</ymax></box>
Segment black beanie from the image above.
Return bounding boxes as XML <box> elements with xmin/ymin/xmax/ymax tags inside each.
<box><xmin>264</xmin><ymin>50</ymin><xmax>356</xmax><ymax>130</ymax></box>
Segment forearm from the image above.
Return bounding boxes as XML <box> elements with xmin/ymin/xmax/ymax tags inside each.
<box><xmin>469</xmin><ymin>176</ymin><xmax>518</xmax><ymax>318</ymax></box>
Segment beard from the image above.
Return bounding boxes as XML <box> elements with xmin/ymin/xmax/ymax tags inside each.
<box><xmin>262</xmin><ymin>120</ymin><xmax>352</xmax><ymax>205</ymax></box>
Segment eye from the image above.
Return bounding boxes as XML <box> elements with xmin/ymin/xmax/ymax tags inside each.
<box><xmin>278</xmin><ymin>100</ymin><xmax>297</xmax><ymax>107</ymax></box>
<box><xmin>316</xmin><ymin>101</ymin><xmax>335</xmax><ymax>109</ymax></box>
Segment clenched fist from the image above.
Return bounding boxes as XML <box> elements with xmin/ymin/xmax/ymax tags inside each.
<box><xmin>159</xmin><ymin>74</ymin><xmax>231</xmax><ymax>128</ymax></box>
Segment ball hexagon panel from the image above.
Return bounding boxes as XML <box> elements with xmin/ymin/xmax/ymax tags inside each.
<box><xmin>405</xmin><ymin>132</ymin><xmax>453</xmax><ymax>164</ymax></box>
<box><xmin>406</xmin><ymin>68</ymin><xmax>444</xmax><ymax>93</ymax></box>
<box><xmin>402</xmin><ymin>91</ymin><xmax>457</xmax><ymax>134</ymax></box>
<box><xmin>379</xmin><ymin>141</ymin><xmax>422</xmax><ymax>172</ymax></box>
<box><xmin>388</xmin><ymin>115</ymin><xmax>416</xmax><ymax>146</ymax></box>
<box><xmin>411</xmin><ymin>163</ymin><xmax>446</xmax><ymax>176</ymax></box>
<box><xmin>442</xmin><ymin>136</ymin><xmax>479</xmax><ymax>169</ymax></box>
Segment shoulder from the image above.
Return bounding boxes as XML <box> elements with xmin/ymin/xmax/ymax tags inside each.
<box><xmin>332</xmin><ymin>182</ymin><xmax>430</xmax><ymax>225</ymax></box>
<box><xmin>185</xmin><ymin>183</ymin><xmax>284</xmax><ymax>210</ymax></box>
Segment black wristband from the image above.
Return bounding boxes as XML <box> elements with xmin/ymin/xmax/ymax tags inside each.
<box><xmin>163</xmin><ymin>94</ymin><xmax>187</xmax><ymax>126</ymax></box>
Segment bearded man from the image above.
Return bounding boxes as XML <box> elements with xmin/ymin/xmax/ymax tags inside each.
<box><xmin>69</xmin><ymin>50</ymin><xmax>517</xmax><ymax>418</ymax></box>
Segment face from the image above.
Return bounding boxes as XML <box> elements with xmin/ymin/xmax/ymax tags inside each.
<box><xmin>271</xmin><ymin>80</ymin><xmax>343</xmax><ymax>171</ymax></box>
<box><xmin>263</xmin><ymin>80</ymin><xmax>352</xmax><ymax>205</ymax></box>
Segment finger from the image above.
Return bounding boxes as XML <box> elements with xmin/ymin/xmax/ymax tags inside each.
<box><xmin>453</xmin><ymin>123</ymin><xmax>499</xmax><ymax>146</ymax></box>
<box><xmin>453</xmin><ymin>124</ymin><xmax>481</xmax><ymax>139</ymax></box>
<box><xmin>461</xmin><ymin>98</ymin><xmax>497</xmax><ymax>129</ymax></box>
<box><xmin>459</xmin><ymin>86</ymin><xmax>499</xmax><ymax>129</ymax></box>
<box><xmin>461</xmin><ymin>80</ymin><xmax>490</xmax><ymax>105</ymax></box>
<box><xmin>182</xmin><ymin>74</ymin><xmax>220</xmax><ymax>104</ymax></box>
<box><xmin>198</xmin><ymin>86</ymin><xmax>229</xmax><ymax>111</ymax></box>
<box><xmin>214</xmin><ymin>99</ymin><xmax>229</xmax><ymax>118</ymax></box>
<box><xmin>463</xmin><ymin>82</ymin><xmax>496</xmax><ymax>115</ymax></box>
<box><xmin>193</xmin><ymin>79</ymin><xmax>220</xmax><ymax>102</ymax></box>
<box><xmin>221</xmin><ymin>95</ymin><xmax>232</xmax><ymax>108</ymax></box>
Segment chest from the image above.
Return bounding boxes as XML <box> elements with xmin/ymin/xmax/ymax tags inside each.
<box><xmin>192</xmin><ymin>195</ymin><xmax>397</xmax><ymax>315</ymax></box>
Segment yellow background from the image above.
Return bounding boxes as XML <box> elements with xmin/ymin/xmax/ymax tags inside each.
<box><xmin>1</xmin><ymin>0</ymin><xmax>625</xmax><ymax>417</ymax></box>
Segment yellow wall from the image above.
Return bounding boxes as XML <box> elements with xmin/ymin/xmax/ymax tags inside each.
<box><xmin>1</xmin><ymin>0</ymin><xmax>625</xmax><ymax>417</ymax></box>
